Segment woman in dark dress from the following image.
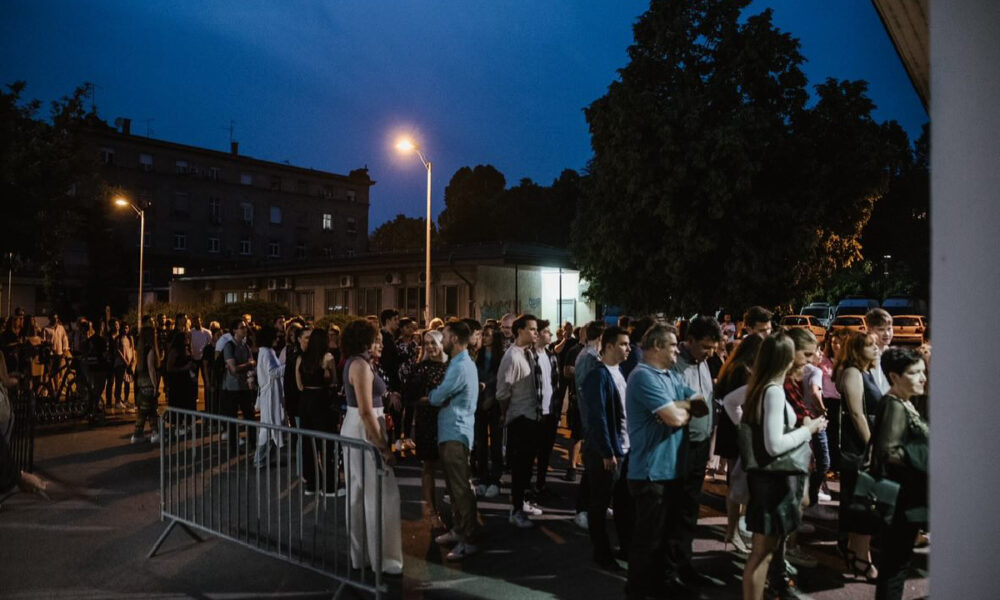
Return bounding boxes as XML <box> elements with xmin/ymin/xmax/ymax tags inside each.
<box><xmin>835</xmin><ymin>331</ymin><xmax>882</xmax><ymax>581</ymax></box>
<box><xmin>871</xmin><ymin>348</ymin><xmax>929</xmax><ymax>600</ymax></box>
<box><xmin>165</xmin><ymin>315</ymin><xmax>196</xmax><ymax>433</ymax></box>
<box><xmin>403</xmin><ymin>329</ymin><xmax>449</xmax><ymax>529</ymax></box>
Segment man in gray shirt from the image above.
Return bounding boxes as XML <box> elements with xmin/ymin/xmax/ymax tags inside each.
<box><xmin>670</xmin><ymin>315</ymin><xmax>722</xmax><ymax>587</ymax></box>
<box><xmin>222</xmin><ymin>319</ymin><xmax>255</xmax><ymax>449</ymax></box>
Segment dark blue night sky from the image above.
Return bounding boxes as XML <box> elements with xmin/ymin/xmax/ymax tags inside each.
<box><xmin>1</xmin><ymin>1</ymin><xmax>926</xmax><ymax>232</ymax></box>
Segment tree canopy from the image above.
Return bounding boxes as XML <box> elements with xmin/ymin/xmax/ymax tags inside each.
<box><xmin>574</xmin><ymin>0</ymin><xmax>914</xmax><ymax>315</ymax></box>
<box><xmin>370</xmin><ymin>213</ymin><xmax>436</xmax><ymax>252</ymax></box>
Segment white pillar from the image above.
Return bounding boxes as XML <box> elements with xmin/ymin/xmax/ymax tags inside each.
<box><xmin>931</xmin><ymin>1</ymin><xmax>1000</xmax><ymax>596</ymax></box>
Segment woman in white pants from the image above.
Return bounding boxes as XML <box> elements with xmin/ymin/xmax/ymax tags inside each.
<box><xmin>340</xmin><ymin>319</ymin><xmax>403</xmax><ymax>575</ymax></box>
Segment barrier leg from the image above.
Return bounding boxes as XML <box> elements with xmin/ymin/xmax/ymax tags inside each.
<box><xmin>147</xmin><ymin>518</ymin><xmax>205</xmax><ymax>558</ymax></box>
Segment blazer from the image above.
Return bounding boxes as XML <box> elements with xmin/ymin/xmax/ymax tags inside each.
<box><xmin>582</xmin><ymin>365</ymin><xmax>626</xmax><ymax>459</ymax></box>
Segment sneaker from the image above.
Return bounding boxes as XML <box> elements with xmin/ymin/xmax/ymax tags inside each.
<box><xmin>303</xmin><ymin>484</ymin><xmax>317</xmax><ymax>496</ymax></box>
<box><xmin>220</xmin><ymin>431</ymin><xmax>229</xmax><ymax>441</ymax></box>
<box><xmin>435</xmin><ymin>529</ymin><xmax>461</xmax><ymax>546</ymax></box>
<box><xmin>130</xmin><ymin>434</ymin><xmax>142</xmax><ymax>444</ymax></box>
<box><xmin>237</xmin><ymin>438</ymin><xmax>246</xmax><ymax>447</ymax></box>
<box><xmin>573</xmin><ymin>511</ymin><xmax>589</xmax><ymax>530</ymax></box>
<box><xmin>522</xmin><ymin>501</ymin><xmax>543</xmax><ymax>516</ymax></box>
<box><xmin>817</xmin><ymin>490</ymin><xmax>832</xmax><ymax>502</ymax></box>
<box><xmin>150</xmin><ymin>433</ymin><xmax>160</xmax><ymax>444</ymax></box>
<box><xmin>509</xmin><ymin>510</ymin><xmax>535</xmax><ymax>528</ymax></box>
<box><xmin>485</xmin><ymin>484</ymin><xmax>500</xmax><ymax>498</ymax></box>
<box><xmin>785</xmin><ymin>546</ymin><xmax>818</xmax><ymax>569</ymax></box>
<box><xmin>446</xmin><ymin>542</ymin><xmax>478</xmax><ymax>560</ymax></box>
<box><xmin>475</xmin><ymin>484</ymin><xmax>487</xmax><ymax>497</ymax></box>
<box><xmin>728</xmin><ymin>533</ymin><xmax>751</xmax><ymax>555</ymax></box>
<box><xmin>176</xmin><ymin>427</ymin><xmax>188</xmax><ymax>437</ymax></box>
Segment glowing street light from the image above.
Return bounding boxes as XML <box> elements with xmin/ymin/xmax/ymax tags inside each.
<box><xmin>395</xmin><ymin>137</ymin><xmax>433</xmax><ymax>323</ymax></box>
<box><xmin>113</xmin><ymin>195</ymin><xmax>146</xmax><ymax>334</ymax></box>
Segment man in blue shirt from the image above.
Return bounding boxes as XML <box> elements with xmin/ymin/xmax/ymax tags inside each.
<box><xmin>426</xmin><ymin>320</ymin><xmax>480</xmax><ymax>560</ymax></box>
<box><xmin>625</xmin><ymin>324</ymin><xmax>708</xmax><ymax>600</ymax></box>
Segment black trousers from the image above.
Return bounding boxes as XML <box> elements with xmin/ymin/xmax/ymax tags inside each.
<box><xmin>222</xmin><ymin>389</ymin><xmax>255</xmax><ymax>448</ymax></box>
<box><xmin>876</xmin><ymin>517</ymin><xmax>921</xmax><ymax>600</ymax></box>
<box><xmin>300</xmin><ymin>388</ymin><xmax>339</xmax><ymax>489</ymax></box>
<box><xmin>474</xmin><ymin>405</ymin><xmax>504</xmax><ymax>485</ymax></box>
<box><xmin>535</xmin><ymin>411</ymin><xmax>561</xmax><ymax>489</ymax></box>
<box><xmin>584</xmin><ymin>449</ymin><xmax>633</xmax><ymax>564</ymax></box>
<box><xmin>627</xmin><ymin>479</ymin><xmax>683</xmax><ymax>597</ymax></box>
<box><xmin>671</xmin><ymin>437</ymin><xmax>710</xmax><ymax>571</ymax></box>
<box><xmin>506</xmin><ymin>416</ymin><xmax>540</xmax><ymax>509</ymax></box>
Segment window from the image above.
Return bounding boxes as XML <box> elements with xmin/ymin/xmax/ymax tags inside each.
<box><xmin>346</xmin><ymin>217</ymin><xmax>357</xmax><ymax>234</ymax></box>
<box><xmin>325</xmin><ymin>288</ymin><xmax>350</xmax><ymax>315</ymax></box>
<box><xmin>173</xmin><ymin>233</ymin><xmax>187</xmax><ymax>250</ymax></box>
<box><xmin>346</xmin><ymin>190</ymin><xmax>356</xmax><ymax>203</ymax></box>
<box><xmin>269</xmin><ymin>206</ymin><xmax>282</xmax><ymax>224</ymax></box>
<box><xmin>322</xmin><ymin>185</ymin><xmax>334</xmax><ymax>199</ymax></box>
<box><xmin>359</xmin><ymin>287</ymin><xmax>382</xmax><ymax>316</ymax></box>
<box><xmin>270</xmin><ymin>176</ymin><xmax>282</xmax><ymax>190</ymax></box>
<box><xmin>295</xmin><ymin>243</ymin><xmax>306</xmax><ymax>258</ymax></box>
<box><xmin>172</xmin><ymin>266</ymin><xmax>186</xmax><ymax>276</ymax></box>
<box><xmin>346</xmin><ymin>248</ymin><xmax>356</xmax><ymax>257</ymax></box>
<box><xmin>241</xmin><ymin>202</ymin><xmax>253</xmax><ymax>224</ymax></box>
<box><xmin>294</xmin><ymin>291</ymin><xmax>314</xmax><ymax>316</ymax></box>
<box><xmin>268</xmin><ymin>241</ymin><xmax>280</xmax><ymax>258</ymax></box>
<box><xmin>138</xmin><ymin>229</ymin><xmax>153</xmax><ymax>248</ymax></box>
<box><xmin>175</xmin><ymin>160</ymin><xmax>190</xmax><ymax>174</ymax></box>
<box><xmin>323</xmin><ymin>247</ymin><xmax>334</xmax><ymax>258</ymax></box>
<box><xmin>139</xmin><ymin>153</ymin><xmax>153</xmax><ymax>171</ymax></box>
<box><xmin>240</xmin><ymin>172</ymin><xmax>253</xmax><ymax>186</ymax></box>
<box><xmin>209</xmin><ymin>197</ymin><xmax>222</xmax><ymax>223</ymax></box>
<box><xmin>395</xmin><ymin>287</ymin><xmax>426</xmax><ymax>319</ymax></box>
<box><xmin>240</xmin><ymin>238</ymin><xmax>252</xmax><ymax>255</ymax></box>
<box><xmin>322</xmin><ymin>213</ymin><xmax>333</xmax><ymax>231</ymax></box>
<box><xmin>172</xmin><ymin>192</ymin><xmax>190</xmax><ymax>217</ymax></box>
<box><xmin>269</xmin><ymin>290</ymin><xmax>291</xmax><ymax>306</ymax></box>
<box><xmin>296</xmin><ymin>179</ymin><xmax>308</xmax><ymax>193</ymax></box>
<box><xmin>99</xmin><ymin>147</ymin><xmax>115</xmax><ymax>165</ymax></box>
<box><xmin>208</xmin><ymin>166</ymin><xmax>220</xmax><ymax>181</ymax></box>
<box><xmin>208</xmin><ymin>237</ymin><xmax>220</xmax><ymax>253</ymax></box>
<box><xmin>445</xmin><ymin>285</ymin><xmax>459</xmax><ymax>317</ymax></box>
<box><xmin>225</xmin><ymin>292</ymin><xmax>238</xmax><ymax>304</ymax></box>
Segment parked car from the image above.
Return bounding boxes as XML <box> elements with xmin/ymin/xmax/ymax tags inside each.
<box><xmin>882</xmin><ymin>296</ymin><xmax>928</xmax><ymax>317</ymax></box>
<box><xmin>891</xmin><ymin>314</ymin><xmax>927</xmax><ymax>344</ymax></box>
<box><xmin>830</xmin><ymin>315</ymin><xmax>868</xmax><ymax>334</ymax></box>
<box><xmin>780</xmin><ymin>315</ymin><xmax>827</xmax><ymax>343</ymax></box>
<box><xmin>835</xmin><ymin>296</ymin><xmax>881</xmax><ymax>317</ymax></box>
<box><xmin>800</xmin><ymin>303</ymin><xmax>835</xmax><ymax>328</ymax></box>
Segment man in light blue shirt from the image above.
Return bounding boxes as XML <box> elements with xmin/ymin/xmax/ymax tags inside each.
<box><xmin>426</xmin><ymin>320</ymin><xmax>479</xmax><ymax>560</ymax></box>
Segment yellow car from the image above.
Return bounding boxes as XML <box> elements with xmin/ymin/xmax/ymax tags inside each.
<box><xmin>830</xmin><ymin>315</ymin><xmax>868</xmax><ymax>335</ymax></box>
<box><xmin>780</xmin><ymin>315</ymin><xmax>827</xmax><ymax>344</ymax></box>
<box><xmin>891</xmin><ymin>315</ymin><xmax>927</xmax><ymax>345</ymax></box>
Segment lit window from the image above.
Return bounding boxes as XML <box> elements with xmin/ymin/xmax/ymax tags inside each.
<box><xmin>225</xmin><ymin>292</ymin><xmax>238</xmax><ymax>304</ymax></box>
<box><xmin>208</xmin><ymin>237</ymin><xmax>220</xmax><ymax>253</ymax></box>
<box><xmin>322</xmin><ymin>213</ymin><xmax>333</xmax><ymax>231</ymax></box>
<box><xmin>270</xmin><ymin>206</ymin><xmax>282</xmax><ymax>224</ymax></box>
<box><xmin>268</xmin><ymin>241</ymin><xmax>280</xmax><ymax>258</ymax></box>
<box><xmin>241</xmin><ymin>202</ymin><xmax>253</xmax><ymax>224</ymax></box>
<box><xmin>172</xmin><ymin>266</ymin><xmax>186</xmax><ymax>276</ymax></box>
<box><xmin>240</xmin><ymin>238</ymin><xmax>252</xmax><ymax>255</ymax></box>
<box><xmin>173</xmin><ymin>234</ymin><xmax>187</xmax><ymax>250</ymax></box>
<box><xmin>240</xmin><ymin>172</ymin><xmax>253</xmax><ymax>185</ymax></box>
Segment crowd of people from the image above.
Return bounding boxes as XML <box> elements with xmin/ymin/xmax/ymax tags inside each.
<box><xmin>0</xmin><ymin>304</ymin><xmax>930</xmax><ymax>600</ymax></box>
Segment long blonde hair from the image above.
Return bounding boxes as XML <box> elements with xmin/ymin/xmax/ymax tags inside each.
<box><xmin>742</xmin><ymin>332</ymin><xmax>795</xmax><ymax>425</ymax></box>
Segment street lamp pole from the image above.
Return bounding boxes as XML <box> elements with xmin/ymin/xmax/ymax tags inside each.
<box><xmin>115</xmin><ymin>197</ymin><xmax>145</xmax><ymax>334</ymax></box>
<box><xmin>396</xmin><ymin>139</ymin><xmax>433</xmax><ymax>324</ymax></box>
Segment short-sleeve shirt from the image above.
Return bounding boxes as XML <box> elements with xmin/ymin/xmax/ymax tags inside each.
<box><xmin>626</xmin><ymin>362</ymin><xmax>695</xmax><ymax>481</ymax></box>
<box><xmin>222</xmin><ymin>339</ymin><xmax>252</xmax><ymax>391</ymax></box>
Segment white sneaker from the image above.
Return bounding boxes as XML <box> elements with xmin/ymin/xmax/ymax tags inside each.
<box><xmin>220</xmin><ymin>431</ymin><xmax>229</xmax><ymax>441</ymax></box>
<box><xmin>573</xmin><ymin>511</ymin><xmax>589</xmax><ymax>530</ymax></box>
<box><xmin>509</xmin><ymin>510</ymin><xmax>535</xmax><ymax>528</ymax></box>
<box><xmin>522</xmin><ymin>501</ymin><xmax>543</xmax><ymax>516</ymax></box>
<box><xmin>435</xmin><ymin>529</ymin><xmax>461</xmax><ymax>546</ymax></box>
<box><xmin>446</xmin><ymin>542</ymin><xmax>477</xmax><ymax>560</ymax></box>
<box><xmin>785</xmin><ymin>546</ymin><xmax>818</xmax><ymax>569</ymax></box>
<box><xmin>176</xmin><ymin>427</ymin><xmax>188</xmax><ymax>437</ymax></box>
<box><xmin>606</xmin><ymin>507</ymin><xmax>614</xmax><ymax>518</ymax></box>
<box><xmin>130</xmin><ymin>435</ymin><xmax>142</xmax><ymax>444</ymax></box>
<box><xmin>728</xmin><ymin>533</ymin><xmax>751</xmax><ymax>555</ymax></box>
<box><xmin>475</xmin><ymin>484</ymin><xmax>487</xmax><ymax>497</ymax></box>
<box><xmin>485</xmin><ymin>484</ymin><xmax>500</xmax><ymax>498</ymax></box>
<box><xmin>150</xmin><ymin>433</ymin><xmax>160</xmax><ymax>444</ymax></box>
<box><xmin>817</xmin><ymin>490</ymin><xmax>832</xmax><ymax>502</ymax></box>
<box><xmin>238</xmin><ymin>438</ymin><xmax>246</xmax><ymax>447</ymax></box>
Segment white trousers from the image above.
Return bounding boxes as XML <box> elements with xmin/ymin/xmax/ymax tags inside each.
<box><xmin>340</xmin><ymin>406</ymin><xmax>403</xmax><ymax>574</ymax></box>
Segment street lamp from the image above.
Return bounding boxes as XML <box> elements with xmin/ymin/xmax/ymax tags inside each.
<box><xmin>395</xmin><ymin>137</ymin><xmax>432</xmax><ymax>323</ymax></box>
<box><xmin>114</xmin><ymin>195</ymin><xmax>145</xmax><ymax>334</ymax></box>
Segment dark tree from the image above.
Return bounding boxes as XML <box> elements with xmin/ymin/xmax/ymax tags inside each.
<box><xmin>438</xmin><ymin>164</ymin><xmax>506</xmax><ymax>244</ymax></box>
<box><xmin>370</xmin><ymin>214</ymin><xmax>436</xmax><ymax>252</ymax></box>
<box><xmin>575</xmin><ymin>0</ymin><xmax>909</xmax><ymax>314</ymax></box>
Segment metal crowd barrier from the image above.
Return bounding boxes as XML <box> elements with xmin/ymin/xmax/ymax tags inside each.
<box><xmin>7</xmin><ymin>383</ymin><xmax>36</xmax><ymax>473</ymax></box>
<box><xmin>149</xmin><ymin>407</ymin><xmax>387</xmax><ymax>599</ymax></box>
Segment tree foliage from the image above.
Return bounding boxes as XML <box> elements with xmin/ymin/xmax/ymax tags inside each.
<box><xmin>370</xmin><ymin>213</ymin><xmax>436</xmax><ymax>252</ymax></box>
<box><xmin>574</xmin><ymin>0</ymin><xmax>912</xmax><ymax>314</ymax></box>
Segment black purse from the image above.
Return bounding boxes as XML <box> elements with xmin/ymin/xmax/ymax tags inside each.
<box><xmin>848</xmin><ymin>470</ymin><xmax>901</xmax><ymax>526</ymax></box>
<box><xmin>738</xmin><ymin>384</ymin><xmax>812</xmax><ymax>475</ymax></box>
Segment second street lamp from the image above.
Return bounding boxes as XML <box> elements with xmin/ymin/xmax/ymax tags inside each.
<box><xmin>114</xmin><ymin>196</ymin><xmax>146</xmax><ymax>334</ymax></box>
<box><xmin>395</xmin><ymin>138</ymin><xmax>432</xmax><ymax>324</ymax></box>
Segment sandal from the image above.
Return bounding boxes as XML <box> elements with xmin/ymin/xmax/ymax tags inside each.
<box><xmin>842</xmin><ymin>548</ymin><xmax>878</xmax><ymax>583</ymax></box>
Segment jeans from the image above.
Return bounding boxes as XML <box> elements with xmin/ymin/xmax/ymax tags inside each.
<box><xmin>809</xmin><ymin>429</ymin><xmax>831</xmax><ymax>506</ymax></box>
<box><xmin>671</xmin><ymin>437</ymin><xmax>710</xmax><ymax>571</ymax></box>
<box><xmin>584</xmin><ymin>449</ymin><xmax>633</xmax><ymax>564</ymax></box>
<box><xmin>506</xmin><ymin>416</ymin><xmax>540</xmax><ymax>510</ymax></box>
<box><xmin>627</xmin><ymin>479</ymin><xmax>682</xmax><ymax>597</ymax></box>
<box><xmin>439</xmin><ymin>441</ymin><xmax>477</xmax><ymax>542</ymax></box>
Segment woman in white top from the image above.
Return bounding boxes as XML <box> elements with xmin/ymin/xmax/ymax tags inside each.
<box><xmin>253</xmin><ymin>326</ymin><xmax>285</xmax><ymax>467</ymax></box>
<box><xmin>741</xmin><ymin>332</ymin><xmax>827</xmax><ymax>600</ymax></box>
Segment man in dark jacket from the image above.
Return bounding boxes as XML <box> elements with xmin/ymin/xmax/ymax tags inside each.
<box><xmin>582</xmin><ymin>326</ymin><xmax>633</xmax><ymax>572</ymax></box>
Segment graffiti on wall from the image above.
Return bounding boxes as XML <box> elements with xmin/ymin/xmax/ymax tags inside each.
<box><xmin>480</xmin><ymin>300</ymin><xmax>514</xmax><ymax>320</ymax></box>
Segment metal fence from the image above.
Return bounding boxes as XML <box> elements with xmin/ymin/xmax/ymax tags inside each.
<box><xmin>149</xmin><ymin>407</ymin><xmax>388</xmax><ymax>599</ymax></box>
<box><xmin>7</xmin><ymin>383</ymin><xmax>36</xmax><ymax>473</ymax></box>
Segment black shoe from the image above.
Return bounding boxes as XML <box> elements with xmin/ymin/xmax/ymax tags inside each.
<box><xmin>563</xmin><ymin>468</ymin><xmax>578</xmax><ymax>482</ymax></box>
<box><xmin>678</xmin><ymin>567</ymin><xmax>722</xmax><ymax>588</ymax></box>
<box><xmin>595</xmin><ymin>558</ymin><xmax>626</xmax><ymax>575</ymax></box>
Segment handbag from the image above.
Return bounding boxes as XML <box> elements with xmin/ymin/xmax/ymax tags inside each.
<box><xmin>738</xmin><ymin>384</ymin><xmax>812</xmax><ymax>474</ymax></box>
<box><xmin>849</xmin><ymin>469</ymin><xmax>901</xmax><ymax>526</ymax></box>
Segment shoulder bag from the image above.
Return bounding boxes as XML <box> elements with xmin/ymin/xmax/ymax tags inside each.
<box><xmin>738</xmin><ymin>384</ymin><xmax>812</xmax><ymax>474</ymax></box>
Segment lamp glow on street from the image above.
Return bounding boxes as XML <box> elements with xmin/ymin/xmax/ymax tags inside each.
<box><xmin>113</xmin><ymin>195</ymin><xmax>146</xmax><ymax>333</ymax></box>
<box><xmin>395</xmin><ymin>136</ymin><xmax>433</xmax><ymax>323</ymax></box>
